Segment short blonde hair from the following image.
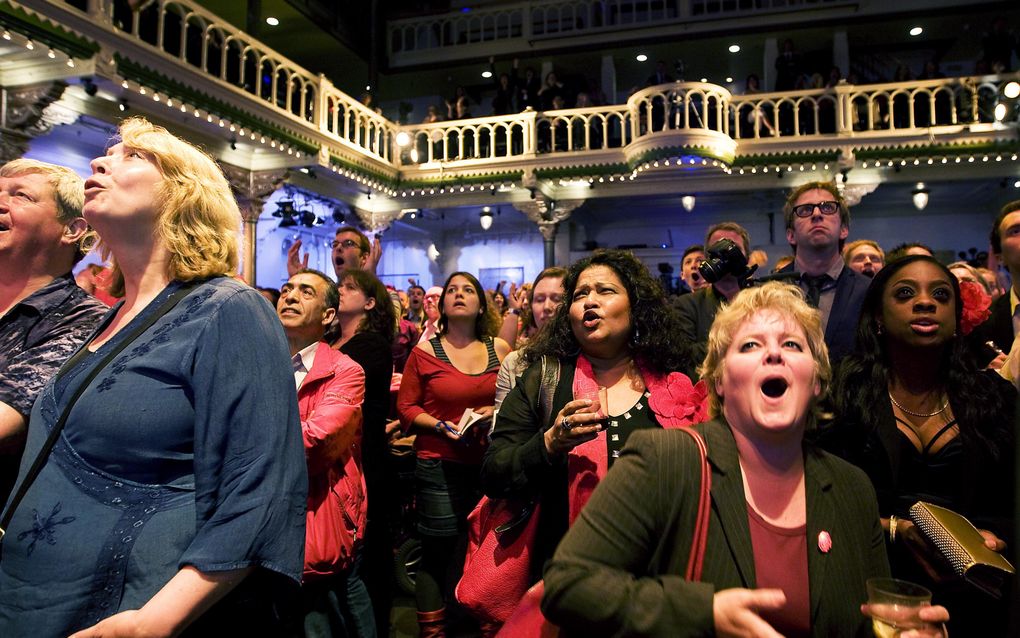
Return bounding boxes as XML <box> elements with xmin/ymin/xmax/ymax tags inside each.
<box><xmin>0</xmin><ymin>158</ymin><xmax>94</xmax><ymax>261</ymax></box>
<box><xmin>699</xmin><ymin>282</ymin><xmax>831</xmax><ymax>427</ymax></box>
<box><xmin>101</xmin><ymin>117</ymin><xmax>239</xmax><ymax>295</ymax></box>
<box><xmin>843</xmin><ymin>239</ymin><xmax>884</xmax><ymax>262</ymax></box>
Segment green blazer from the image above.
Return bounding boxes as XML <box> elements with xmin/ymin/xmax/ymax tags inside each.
<box><xmin>543</xmin><ymin>419</ymin><xmax>890</xmax><ymax>637</ymax></box>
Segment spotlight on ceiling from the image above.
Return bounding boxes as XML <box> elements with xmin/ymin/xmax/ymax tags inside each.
<box><xmin>909</xmin><ymin>26</ymin><xmax>923</xmax><ymax>36</ymax></box>
<box><xmin>481</xmin><ymin>70</ymin><xmax>492</xmax><ymax>78</ymax></box>
<box><xmin>266</xmin><ymin>17</ymin><xmax>279</xmax><ymax>26</ymax></box>
<box><xmin>681</xmin><ymin>194</ymin><xmax>696</xmax><ymax>212</ymax></box>
<box><xmin>118</xmin><ymin>98</ymin><xmax>128</xmax><ymax>112</ymax></box>
<box><xmin>273</xmin><ymin>200</ymin><xmax>297</xmax><ymax>227</ymax></box>
<box><xmin>728</xmin><ymin>44</ymin><xmax>740</xmax><ymax>53</ymax></box>
<box><xmin>636</xmin><ymin>54</ymin><xmax>648</xmax><ymax>62</ymax></box>
<box><xmin>911</xmin><ymin>182</ymin><xmax>930</xmax><ymax>211</ymax></box>
<box><xmin>298</xmin><ymin>209</ymin><xmax>321</xmax><ymax>228</ymax></box>
<box><xmin>480</xmin><ymin>206</ymin><xmax>494</xmax><ymax>230</ymax></box>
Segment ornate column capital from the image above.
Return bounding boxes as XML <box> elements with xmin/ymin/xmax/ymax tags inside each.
<box><xmin>0</xmin><ymin>81</ymin><xmax>69</xmax><ymax>162</ymax></box>
<box><xmin>352</xmin><ymin>207</ymin><xmax>402</xmax><ymax>233</ymax></box>
<box><xmin>512</xmin><ymin>195</ymin><xmax>585</xmax><ymax>239</ymax></box>
<box><xmin>220</xmin><ymin>164</ymin><xmax>288</xmax><ymax>222</ymax></box>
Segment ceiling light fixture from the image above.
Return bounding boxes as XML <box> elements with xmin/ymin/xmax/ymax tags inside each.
<box><xmin>480</xmin><ymin>206</ymin><xmax>493</xmax><ymax>230</ymax></box>
<box><xmin>909</xmin><ymin>26</ymin><xmax>923</xmax><ymax>36</ymax></box>
<box><xmin>266</xmin><ymin>17</ymin><xmax>279</xmax><ymax>26</ymax></box>
<box><xmin>728</xmin><ymin>44</ymin><xmax>740</xmax><ymax>53</ymax></box>
<box><xmin>636</xmin><ymin>54</ymin><xmax>648</xmax><ymax>62</ymax></box>
<box><xmin>681</xmin><ymin>195</ymin><xmax>696</xmax><ymax>212</ymax></box>
<box><xmin>481</xmin><ymin>70</ymin><xmax>492</xmax><ymax>78</ymax></box>
<box><xmin>911</xmin><ymin>182</ymin><xmax>930</xmax><ymax>210</ymax></box>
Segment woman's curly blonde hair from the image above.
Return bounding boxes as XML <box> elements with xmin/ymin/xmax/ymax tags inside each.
<box><xmin>99</xmin><ymin>117</ymin><xmax>239</xmax><ymax>296</ymax></box>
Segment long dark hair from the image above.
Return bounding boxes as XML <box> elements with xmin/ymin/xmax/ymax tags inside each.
<box><xmin>339</xmin><ymin>268</ymin><xmax>395</xmax><ymax>345</ymax></box>
<box><xmin>523</xmin><ymin>249</ymin><xmax>694</xmax><ymax>376</ymax></box>
<box><xmin>833</xmin><ymin>255</ymin><xmax>1011</xmax><ymax>461</ymax></box>
<box><xmin>438</xmin><ymin>271</ymin><xmax>500</xmax><ymax>340</ymax></box>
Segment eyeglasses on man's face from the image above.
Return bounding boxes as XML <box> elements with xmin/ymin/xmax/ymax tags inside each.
<box><xmin>331</xmin><ymin>238</ymin><xmax>360</xmax><ymax>249</ymax></box>
<box><xmin>792</xmin><ymin>200</ymin><xmax>839</xmax><ymax>218</ymax></box>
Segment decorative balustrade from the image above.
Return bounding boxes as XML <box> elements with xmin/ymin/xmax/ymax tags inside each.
<box><xmin>397</xmin><ymin>75</ymin><xmax>1016</xmax><ymax>168</ymax></box>
<box><xmin>7</xmin><ymin>1</ymin><xmax>1020</xmax><ymax>181</ymax></box>
<box><xmin>387</xmin><ymin>0</ymin><xmax>843</xmax><ymax>56</ymax></box>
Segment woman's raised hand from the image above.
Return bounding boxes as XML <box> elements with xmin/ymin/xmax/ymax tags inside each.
<box><xmin>544</xmin><ymin>399</ymin><xmax>604</xmax><ymax>456</ymax></box>
<box><xmin>507</xmin><ymin>282</ymin><xmax>527</xmax><ymax>312</ymax></box>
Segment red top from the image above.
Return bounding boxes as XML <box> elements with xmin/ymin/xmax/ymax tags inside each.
<box><xmin>746</xmin><ymin>503</ymin><xmax>810</xmax><ymax>638</ymax></box>
<box><xmin>397</xmin><ymin>346</ymin><xmax>498</xmax><ymax>465</ymax></box>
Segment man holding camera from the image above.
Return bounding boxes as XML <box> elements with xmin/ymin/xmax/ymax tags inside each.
<box><xmin>778</xmin><ymin>181</ymin><xmax>868</xmax><ymax>366</ymax></box>
<box><xmin>675</xmin><ymin>222</ymin><xmax>752</xmax><ymax>368</ymax></box>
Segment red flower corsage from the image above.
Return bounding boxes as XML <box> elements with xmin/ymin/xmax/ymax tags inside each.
<box><xmin>648</xmin><ymin>372</ymin><xmax>710</xmax><ymax>428</ymax></box>
<box><xmin>958</xmin><ymin>279</ymin><xmax>991</xmax><ymax>336</ymax></box>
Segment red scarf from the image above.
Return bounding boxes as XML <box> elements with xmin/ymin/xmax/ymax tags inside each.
<box><xmin>567</xmin><ymin>355</ymin><xmax>708</xmax><ymax>524</ymax></box>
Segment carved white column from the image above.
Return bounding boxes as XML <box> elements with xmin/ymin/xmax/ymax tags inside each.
<box><xmin>221</xmin><ymin>165</ymin><xmax>288</xmax><ymax>284</ymax></box>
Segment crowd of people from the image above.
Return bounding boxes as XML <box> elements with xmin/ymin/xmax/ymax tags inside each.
<box><xmin>0</xmin><ymin>114</ymin><xmax>1016</xmax><ymax>638</ymax></box>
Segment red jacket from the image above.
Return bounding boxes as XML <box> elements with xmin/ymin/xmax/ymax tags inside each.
<box><xmin>298</xmin><ymin>342</ymin><xmax>367</xmax><ymax>581</ymax></box>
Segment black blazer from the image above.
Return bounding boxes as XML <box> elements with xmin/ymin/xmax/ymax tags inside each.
<box><xmin>779</xmin><ymin>263</ymin><xmax>869</xmax><ymax>366</ymax></box>
<box><xmin>972</xmin><ymin>292</ymin><xmax>1013</xmax><ymax>355</ymax></box>
<box><xmin>543</xmin><ymin>419</ymin><xmax>890</xmax><ymax>637</ymax></box>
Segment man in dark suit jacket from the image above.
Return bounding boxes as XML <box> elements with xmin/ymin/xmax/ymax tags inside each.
<box><xmin>975</xmin><ymin>199</ymin><xmax>1020</xmax><ymax>355</ymax></box>
<box><xmin>780</xmin><ymin>181</ymin><xmax>869</xmax><ymax>366</ymax></box>
<box><xmin>675</xmin><ymin>222</ymin><xmax>751</xmax><ymax>369</ymax></box>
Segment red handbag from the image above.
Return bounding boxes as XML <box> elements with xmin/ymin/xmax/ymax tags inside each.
<box><xmin>456</xmin><ymin>357</ymin><xmax>560</xmax><ymax>624</ymax></box>
<box><xmin>455</xmin><ymin>497</ymin><xmax>542</xmax><ymax>623</ymax></box>
<box><xmin>496</xmin><ymin>427</ymin><xmax>712</xmax><ymax>637</ymax></box>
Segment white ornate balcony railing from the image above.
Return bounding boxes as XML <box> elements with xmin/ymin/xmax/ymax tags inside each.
<box><xmin>387</xmin><ymin>0</ymin><xmax>844</xmax><ymax>56</ymax></box>
<box><xmin>80</xmin><ymin>0</ymin><xmax>398</xmax><ymax>163</ymax></box>
<box><xmin>4</xmin><ymin>0</ymin><xmax>1019</xmax><ymax>186</ymax></box>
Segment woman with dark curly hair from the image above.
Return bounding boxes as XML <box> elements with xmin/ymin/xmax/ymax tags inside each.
<box><xmin>333</xmin><ymin>268</ymin><xmax>397</xmax><ymax>635</ymax></box>
<box><xmin>826</xmin><ymin>255</ymin><xmax>1015</xmax><ymax>635</ymax></box>
<box><xmin>480</xmin><ymin>250</ymin><xmax>704</xmax><ymax>608</ymax></box>
<box><xmin>397</xmin><ymin>271</ymin><xmax>510</xmax><ymax>636</ymax></box>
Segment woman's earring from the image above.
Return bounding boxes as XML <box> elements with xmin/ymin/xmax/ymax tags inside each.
<box><xmin>630</xmin><ymin>325</ymin><xmax>641</xmax><ymax>346</ymax></box>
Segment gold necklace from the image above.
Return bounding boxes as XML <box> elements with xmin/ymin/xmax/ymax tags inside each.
<box><xmin>888</xmin><ymin>392</ymin><xmax>949</xmax><ymax>418</ymax></box>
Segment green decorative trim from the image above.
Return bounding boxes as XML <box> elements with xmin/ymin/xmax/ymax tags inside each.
<box><xmin>116</xmin><ymin>55</ymin><xmax>319</xmax><ymax>154</ymax></box>
<box><xmin>732</xmin><ymin>150</ymin><xmax>840</xmax><ymax>167</ymax></box>
<box><xmin>0</xmin><ymin>1</ymin><xmax>99</xmax><ymax>59</ymax></box>
<box><xmin>629</xmin><ymin>145</ymin><xmax>734</xmax><ymax>167</ymax></box>
<box><xmin>854</xmin><ymin>140</ymin><xmax>1020</xmax><ymax>160</ymax></box>
<box><xmin>396</xmin><ymin>170</ymin><xmax>524</xmax><ymax>189</ymax></box>
<box><xmin>329</xmin><ymin>155</ymin><xmax>400</xmax><ymax>185</ymax></box>
<box><xmin>535</xmin><ymin>164</ymin><xmax>629</xmax><ymax>180</ymax></box>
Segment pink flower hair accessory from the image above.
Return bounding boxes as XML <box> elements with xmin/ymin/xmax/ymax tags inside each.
<box><xmin>958</xmin><ymin>279</ymin><xmax>991</xmax><ymax>336</ymax></box>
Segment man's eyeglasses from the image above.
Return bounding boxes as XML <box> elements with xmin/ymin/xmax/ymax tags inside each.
<box><xmin>331</xmin><ymin>238</ymin><xmax>360</xmax><ymax>249</ymax></box>
<box><xmin>792</xmin><ymin>201</ymin><xmax>839</xmax><ymax>218</ymax></box>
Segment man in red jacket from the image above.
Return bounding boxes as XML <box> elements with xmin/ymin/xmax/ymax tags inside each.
<box><xmin>278</xmin><ymin>268</ymin><xmax>374</xmax><ymax>637</ymax></box>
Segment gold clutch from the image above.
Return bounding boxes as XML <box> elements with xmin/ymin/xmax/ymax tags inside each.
<box><xmin>908</xmin><ymin>501</ymin><xmax>1015</xmax><ymax>599</ymax></box>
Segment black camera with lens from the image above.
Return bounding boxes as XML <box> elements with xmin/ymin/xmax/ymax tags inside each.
<box><xmin>698</xmin><ymin>238</ymin><xmax>758</xmax><ymax>287</ymax></box>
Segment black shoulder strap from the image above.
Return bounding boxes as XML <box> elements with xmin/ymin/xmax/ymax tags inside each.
<box><xmin>0</xmin><ymin>281</ymin><xmax>200</xmax><ymax>539</ymax></box>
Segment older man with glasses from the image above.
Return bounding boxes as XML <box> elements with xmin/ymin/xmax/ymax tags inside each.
<box><xmin>777</xmin><ymin>181</ymin><xmax>868</xmax><ymax>366</ymax></box>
